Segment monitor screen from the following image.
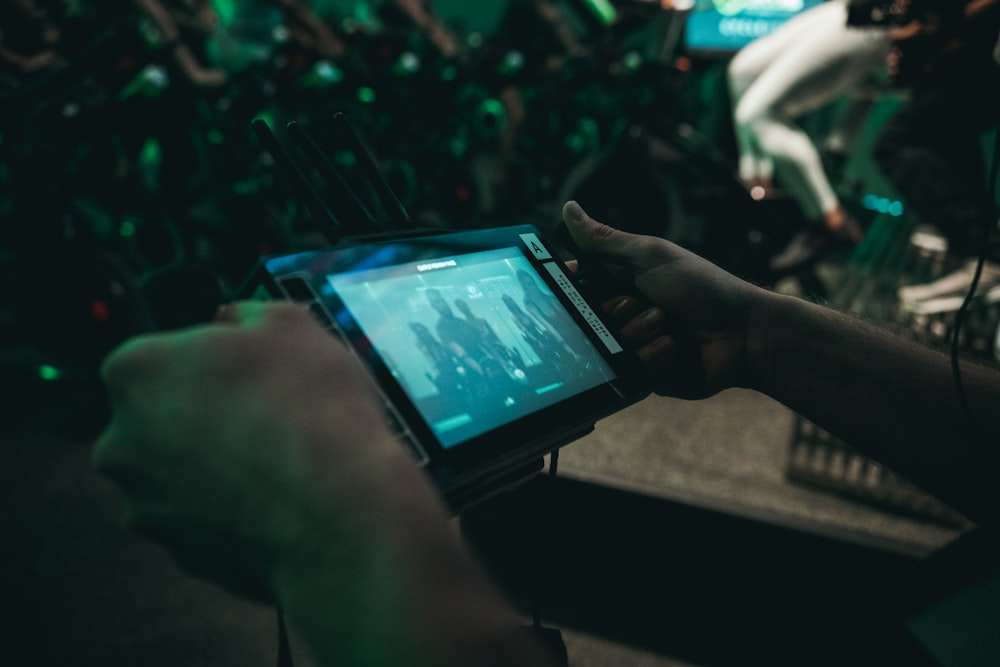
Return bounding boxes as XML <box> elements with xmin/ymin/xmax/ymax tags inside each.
<box><xmin>326</xmin><ymin>245</ymin><xmax>619</xmax><ymax>449</ymax></box>
<box><xmin>684</xmin><ymin>0</ymin><xmax>827</xmax><ymax>54</ymax></box>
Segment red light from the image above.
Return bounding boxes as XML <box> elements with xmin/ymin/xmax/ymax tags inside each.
<box><xmin>455</xmin><ymin>185</ymin><xmax>471</xmax><ymax>202</ymax></box>
<box><xmin>91</xmin><ymin>299</ymin><xmax>110</xmax><ymax>322</ymax></box>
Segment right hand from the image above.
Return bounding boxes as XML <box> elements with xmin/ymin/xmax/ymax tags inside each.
<box><xmin>92</xmin><ymin>301</ymin><xmax>434</xmax><ymax>600</ymax></box>
<box><xmin>562</xmin><ymin>200</ymin><xmax>766</xmax><ymax>399</ymax></box>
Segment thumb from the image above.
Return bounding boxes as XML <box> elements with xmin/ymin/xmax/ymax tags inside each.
<box><xmin>562</xmin><ymin>200</ymin><xmax>652</xmax><ymax>273</ymax></box>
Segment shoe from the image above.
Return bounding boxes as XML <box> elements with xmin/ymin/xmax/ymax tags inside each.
<box><xmin>897</xmin><ymin>259</ymin><xmax>1000</xmax><ymax>305</ymax></box>
<box><xmin>769</xmin><ymin>222</ymin><xmax>860</xmax><ymax>275</ymax></box>
<box><xmin>769</xmin><ymin>229</ymin><xmax>830</xmax><ymax>274</ymax></box>
<box><xmin>909</xmin><ymin>226</ymin><xmax>949</xmax><ymax>255</ymax></box>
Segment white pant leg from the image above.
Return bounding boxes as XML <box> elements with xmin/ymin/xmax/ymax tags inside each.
<box><xmin>730</xmin><ymin>2</ymin><xmax>888</xmax><ymax>216</ymax></box>
<box><xmin>728</xmin><ymin>2</ymin><xmax>845</xmax><ymax>184</ymax></box>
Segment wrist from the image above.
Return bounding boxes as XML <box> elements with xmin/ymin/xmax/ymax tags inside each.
<box><xmin>267</xmin><ymin>444</ymin><xmax>445</xmax><ymax>664</ymax></box>
<box><xmin>268</xmin><ymin>437</ymin><xmax>550</xmax><ymax>666</ymax></box>
<box><xmin>741</xmin><ymin>287</ymin><xmax>787</xmax><ymax>394</ymax></box>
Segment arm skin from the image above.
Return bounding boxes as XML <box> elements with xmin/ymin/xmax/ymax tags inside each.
<box><xmin>91</xmin><ymin>203</ymin><xmax>999</xmax><ymax>663</ymax></box>
<box><xmin>93</xmin><ymin>301</ymin><xmax>557</xmax><ymax>667</ymax></box>
<box><xmin>563</xmin><ymin>200</ymin><xmax>1000</xmax><ymax>526</ymax></box>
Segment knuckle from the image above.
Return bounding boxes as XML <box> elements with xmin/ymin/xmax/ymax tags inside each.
<box><xmin>91</xmin><ymin>429</ymin><xmax>130</xmax><ymax>479</ymax></box>
<box><xmin>100</xmin><ymin>334</ymin><xmax>163</xmax><ymax>390</ymax></box>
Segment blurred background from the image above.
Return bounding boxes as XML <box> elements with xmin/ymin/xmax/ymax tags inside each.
<box><xmin>0</xmin><ymin>0</ymin><xmax>922</xmax><ymax>412</ymax></box>
<box><xmin>2</xmin><ymin>1</ymin><xmax>999</xmax><ymax>665</ymax></box>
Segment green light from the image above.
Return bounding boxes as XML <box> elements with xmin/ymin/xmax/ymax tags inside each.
<box><xmin>564</xmin><ymin>134</ymin><xmax>585</xmax><ymax>153</ymax></box>
<box><xmin>580</xmin><ymin>0</ymin><xmax>616</xmax><ymax>25</ymax></box>
<box><xmin>357</xmin><ymin>86</ymin><xmax>376</xmax><ymax>103</ymax></box>
<box><xmin>498</xmin><ymin>50</ymin><xmax>524</xmax><ymax>77</ymax></box>
<box><xmin>393</xmin><ymin>52</ymin><xmax>421</xmax><ymax>76</ymax></box>
<box><xmin>207</xmin><ymin>129</ymin><xmax>224</xmax><ymax>144</ymax></box>
<box><xmin>214</xmin><ymin>0</ymin><xmax>236</xmax><ymax>24</ymax></box>
<box><xmin>623</xmin><ymin>51</ymin><xmax>642</xmax><ymax>72</ymax></box>
<box><xmin>863</xmin><ymin>194</ymin><xmax>905</xmax><ymax>217</ymax></box>
<box><xmin>448</xmin><ymin>136</ymin><xmax>468</xmax><ymax>158</ymax></box>
<box><xmin>140</xmin><ymin>138</ymin><xmax>161</xmax><ymax>168</ymax></box>
<box><xmin>332</xmin><ymin>150</ymin><xmax>358</xmax><ymax>169</ymax></box>
<box><xmin>315</xmin><ymin>61</ymin><xmax>344</xmax><ymax>83</ymax></box>
<box><xmin>353</xmin><ymin>1</ymin><xmax>370</xmax><ymax>22</ymax></box>
<box><xmin>473</xmin><ymin>99</ymin><xmax>507</xmax><ymax>138</ymax></box>
<box><xmin>119</xmin><ymin>220</ymin><xmax>137</xmax><ymax>237</ymax></box>
<box><xmin>440</xmin><ymin>65</ymin><xmax>458</xmax><ymax>81</ymax></box>
<box><xmin>38</xmin><ymin>365</ymin><xmax>62</xmax><ymax>381</ymax></box>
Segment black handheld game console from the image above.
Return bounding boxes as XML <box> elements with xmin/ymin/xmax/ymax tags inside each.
<box><xmin>240</xmin><ymin>117</ymin><xmax>652</xmax><ymax>512</ymax></box>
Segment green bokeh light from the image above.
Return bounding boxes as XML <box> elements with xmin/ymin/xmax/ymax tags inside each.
<box><xmin>581</xmin><ymin>0</ymin><xmax>617</xmax><ymax>25</ymax></box>
<box><xmin>119</xmin><ymin>220</ymin><xmax>137</xmax><ymax>238</ymax></box>
<box><xmin>38</xmin><ymin>365</ymin><xmax>62</xmax><ymax>381</ymax></box>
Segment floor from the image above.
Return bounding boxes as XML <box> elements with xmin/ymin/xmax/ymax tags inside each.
<box><xmin>492</xmin><ymin>227</ymin><xmax>991</xmax><ymax>665</ymax></box>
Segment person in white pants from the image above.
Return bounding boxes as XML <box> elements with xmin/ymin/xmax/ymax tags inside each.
<box><xmin>728</xmin><ymin>0</ymin><xmax>889</xmax><ymax>270</ymax></box>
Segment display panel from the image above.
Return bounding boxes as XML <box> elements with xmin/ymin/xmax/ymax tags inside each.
<box><xmin>326</xmin><ymin>245</ymin><xmax>619</xmax><ymax>449</ymax></box>
<box><xmin>684</xmin><ymin>0</ymin><xmax>826</xmax><ymax>54</ymax></box>
<box><xmin>253</xmin><ymin>224</ymin><xmax>651</xmax><ymax>505</ymax></box>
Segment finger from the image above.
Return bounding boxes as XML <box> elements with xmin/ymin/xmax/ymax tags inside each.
<box><xmin>214</xmin><ymin>300</ymin><xmax>312</xmax><ymax>330</ymax></box>
<box><xmin>561</xmin><ymin>200</ymin><xmax>653</xmax><ymax>273</ymax></box>
<box><xmin>618</xmin><ymin>306</ymin><xmax>667</xmax><ymax>344</ymax></box>
<box><xmin>603</xmin><ymin>295</ymin><xmax>642</xmax><ymax>321</ymax></box>
<box><xmin>99</xmin><ymin>331</ymin><xmax>171</xmax><ymax>402</ymax></box>
<box><xmin>636</xmin><ymin>335</ymin><xmax>676</xmax><ymax>368</ymax></box>
<box><xmin>92</xmin><ymin>425</ymin><xmax>151</xmax><ymax>494</ymax></box>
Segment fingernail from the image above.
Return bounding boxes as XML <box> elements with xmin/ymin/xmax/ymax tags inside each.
<box><xmin>642</xmin><ymin>307</ymin><xmax>663</xmax><ymax>326</ymax></box>
<box><xmin>564</xmin><ymin>200</ymin><xmax>587</xmax><ymax>223</ymax></box>
<box><xmin>612</xmin><ymin>297</ymin><xmax>632</xmax><ymax>317</ymax></box>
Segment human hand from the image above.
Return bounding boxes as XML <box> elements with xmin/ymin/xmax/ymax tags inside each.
<box><xmin>92</xmin><ymin>301</ymin><xmax>435</xmax><ymax>601</ymax></box>
<box><xmin>562</xmin><ymin>200</ymin><xmax>766</xmax><ymax>398</ymax></box>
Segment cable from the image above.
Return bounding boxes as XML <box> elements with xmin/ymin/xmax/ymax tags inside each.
<box><xmin>532</xmin><ymin>449</ymin><xmax>560</xmax><ymax>628</ymax></box>
<box><xmin>948</xmin><ymin>126</ymin><xmax>1000</xmax><ymax>480</ymax></box>
<box><xmin>277</xmin><ymin>609</ymin><xmax>294</xmax><ymax>667</ymax></box>
<box><xmin>526</xmin><ymin>449</ymin><xmax>570</xmax><ymax>667</ymax></box>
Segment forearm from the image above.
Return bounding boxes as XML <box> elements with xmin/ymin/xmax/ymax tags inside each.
<box><xmin>273</xmin><ymin>441</ymin><xmax>556</xmax><ymax>667</ymax></box>
<box><xmin>746</xmin><ymin>290</ymin><xmax>1000</xmax><ymax>524</ymax></box>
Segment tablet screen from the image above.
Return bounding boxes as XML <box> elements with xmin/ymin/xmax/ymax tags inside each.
<box><xmin>257</xmin><ymin>224</ymin><xmax>649</xmax><ymax>497</ymax></box>
<box><xmin>326</xmin><ymin>245</ymin><xmax>619</xmax><ymax>448</ymax></box>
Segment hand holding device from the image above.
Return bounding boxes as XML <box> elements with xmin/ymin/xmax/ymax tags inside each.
<box><xmin>561</xmin><ymin>200</ymin><xmax>764</xmax><ymax>399</ymax></box>
<box><xmin>239</xmin><ymin>119</ymin><xmax>651</xmax><ymax>512</ymax></box>
<box><xmin>93</xmin><ymin>301</ymin><xmax>414</xmax><ymax>600</ymax></box>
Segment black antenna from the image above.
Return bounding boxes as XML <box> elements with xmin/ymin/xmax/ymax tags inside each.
<box><xmin>251</xmin><ymin>118</ymin><xmax>344</xmax><ymax>244</ymax></box>
<box><xmin>286</xmin><ymin>120</ymin><xmax>378</xmax><ymax>235</ymax></box>
<box><xmin>332</xmin><ymin>112</ymin><xmax>414</xmax><ymax>229</ymax></box>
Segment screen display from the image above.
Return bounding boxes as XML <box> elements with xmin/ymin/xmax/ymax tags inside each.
<box><xmin>326</xmin><ymin>246</ymin><xmax>618</xmax><ymax>449</ymax></box>
<box><xmin>684</xmin><ymin>0</ymin><xmax>826</xmax><ymax>53</ymax></box>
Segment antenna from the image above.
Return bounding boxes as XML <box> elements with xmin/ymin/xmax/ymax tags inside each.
<box><xmin>332</xmin><ymin>112</ymin><xmax>414</xmax><ymax>229</ymax></box>
<box><xmin>286</xmin><ymin>120</ymin><xmax>378</xmax><ymax>235</ymax></box>
<box><xmin>251</xmin><ymin>118</ymin><xmax>344</xmax><ymax>244</ymax></box>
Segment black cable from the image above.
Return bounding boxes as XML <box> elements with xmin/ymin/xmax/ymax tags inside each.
<box><xmin>532</xmin><ymin>449</ymin><xmax>560</xmax><ymax>628</ymax></box>
<box><xmin>948</xmin><ymin>126</ymin><xmax>1000</xmax><ymax>480</ymax></box>
<box><xmin>277</xmin><ymin>609</ymin><xmax>294</xmax><ymax>667</ymax></box>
